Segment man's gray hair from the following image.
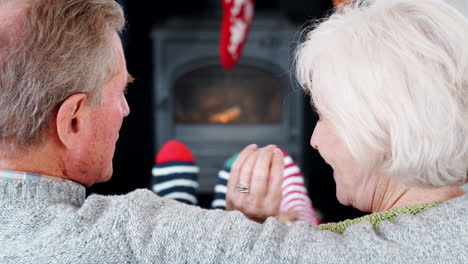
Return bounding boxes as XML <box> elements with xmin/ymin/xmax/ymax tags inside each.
<box><xmin>0</xmin><ymin>0</ymin><xmax>125</xmax><ymax>151</ymax></box>
<box><xmin>296</xmin><ymin>0</ymin><xmax>468</xmax><ymax>187</ymax></box>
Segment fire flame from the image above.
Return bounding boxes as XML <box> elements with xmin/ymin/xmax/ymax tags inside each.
<box><xmin>209</xmin><ymin>106</ymin><xmax>241</xmax><ymax>124</ymax></box>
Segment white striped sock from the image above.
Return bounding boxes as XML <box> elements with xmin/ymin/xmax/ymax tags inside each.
<box><xmin>282</xmin><ymin>177</ymin><xmax>305</xmax><ymax>189</ymax></box>
<box><xmin>218</xmin><ymin>170</ymin><xmax>230</xmax><ymax>181</ymax></box>
<box><xmin>278</xmin><ymin>154</ymin><xmax>320</xmax><ymax>225</ymax></box>
<box><xmin>211</xmin><ymin>199</ymin><xmax>227</xmax><ymax>208</ymax></box>
<box><xmin>214</xmin><ymin>184</ymin><xmax>227</xmax><ymax>194</ymax></box>
<box><xmin>152</xmin><ymin>165</ymin><xmax>199</xmax><ymax>176</ymax></box>
<box><xmin>163</xmin><ymin>192</ymin><xmax>197</xmax><ymax>205</ymax></box>
<box><xmin>152</xmin><ymin>179</ymin><xmax>199</xmax><ymax>193</ymax></box>
<box><xmin>284</xmin><ymin>166</ymin><xmax>300</xmax><ymax>176</ymax></box>
<box><xmin>282</xmin><ymin>184</ymin><xmax>308</xmax><ymax>195</ymax></box>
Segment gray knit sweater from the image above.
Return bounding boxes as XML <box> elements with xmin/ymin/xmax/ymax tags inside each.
<box><xmin>0</xmin><ymin>178</ymin><xmax>467</xmax><ymax>263</ymax></box>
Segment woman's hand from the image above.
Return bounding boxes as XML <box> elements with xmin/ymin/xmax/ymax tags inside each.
<box><xmin>226</xmin><ymin>144</ymin><xmax>284</xmax><ymax>223</ymax></box>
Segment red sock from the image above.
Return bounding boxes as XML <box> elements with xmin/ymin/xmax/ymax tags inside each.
<box><xmin>219</xmin><ymin>0</ymin><xmax>255</xmax><ymax>69</ymax></box>
<box><xmin>155</xmin><ymin>140</ymin><xmax>195</xmax><ymax>164</ymax></box>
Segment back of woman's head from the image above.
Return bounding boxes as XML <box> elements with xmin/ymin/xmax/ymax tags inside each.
<box><xmin>296</xmin><ymin>0</ymin><xmax>468</xmax><ymax>187</ymax></box>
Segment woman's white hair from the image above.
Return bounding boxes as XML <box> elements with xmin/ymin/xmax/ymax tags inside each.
<box><xmin>296</xmin><ymin>0</ymin><xmax>468</xmax><ymax>187</ymax></box>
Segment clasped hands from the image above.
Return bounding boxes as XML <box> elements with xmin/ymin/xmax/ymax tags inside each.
<box><xmin>226</xmin><ymin>144</ymin><xmax>297</xmax><ymax>224</ymax></box>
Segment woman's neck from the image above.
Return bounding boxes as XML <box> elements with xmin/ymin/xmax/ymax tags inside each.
<box><xmin>369</xmin><ymin>179</ymin><xmax>465</xmax><ymax>213</ymax></box>
<box><xmin>386</xmin><ymin>185</ymin><xmax>464</xmax><ymax>211</ymax></box>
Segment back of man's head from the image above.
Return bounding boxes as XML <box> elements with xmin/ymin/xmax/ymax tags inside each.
<box><xmin>0</xmin><ymin>0</ymin><xmax>124</xmax><ymax>153</ymax></box>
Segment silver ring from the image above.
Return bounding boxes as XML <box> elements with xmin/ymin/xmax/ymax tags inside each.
<box><xmin>236</xmin><ymin>184</ymin><xmax>250</xmax><ymax>193</ymax></box>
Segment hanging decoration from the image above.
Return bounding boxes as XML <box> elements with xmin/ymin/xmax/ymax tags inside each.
<box><xmin>219</xmin><ymin>0</ymin><xmax>255</xmax><ymax>70</ymax></box>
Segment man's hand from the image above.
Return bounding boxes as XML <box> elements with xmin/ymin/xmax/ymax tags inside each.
<box><xmin>226</xmin><ymin>144</ymin><xmax>284</xmax><ymax>223</ymax></box>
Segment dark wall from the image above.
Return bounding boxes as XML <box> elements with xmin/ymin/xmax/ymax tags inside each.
<box><xmin>88</xmin><ymin>0</ymin><xmax>365</xmax><ymax>223</ymax></box>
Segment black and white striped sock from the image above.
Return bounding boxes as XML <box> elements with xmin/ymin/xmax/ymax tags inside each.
<box><xmin>151</xmin><ymin>140</ymin><xmax>199</xmax><ymax>205</ymax></box>
<box><xmin>211</xmin><ymin>154</ymin><xmax>239</xmax><ymax>209</ymax></box>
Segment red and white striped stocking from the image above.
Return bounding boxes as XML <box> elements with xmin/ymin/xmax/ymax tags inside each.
<box><xmin>278</xmin><ymin>150</ymin><xmax>321</xmax><ymax>225</ymax></box>
<box><xmin>219</xmin><ymin>0</ymin><xmax>255</xmax><ymax>69</ymax></box>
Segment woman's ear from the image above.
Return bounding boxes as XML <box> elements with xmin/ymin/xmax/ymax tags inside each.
<box><xmin>55</xmin><ymin>93</ymin><xmax>91</xmax><ymax>149</ymax></box>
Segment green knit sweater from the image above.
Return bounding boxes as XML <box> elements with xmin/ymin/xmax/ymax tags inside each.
<box><xmin>317</xmin><ymin>202</ymin><xmax>441</xmax><ymax>234</ymax></box>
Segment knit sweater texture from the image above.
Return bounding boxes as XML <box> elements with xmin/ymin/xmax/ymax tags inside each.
<box><xmin>0</xmin><ymin>178</ymin><xmax>467</xmax><ymax>263</ymax></box>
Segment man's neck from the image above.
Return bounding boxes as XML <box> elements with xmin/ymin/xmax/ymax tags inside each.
<box><xmin>0</xmin><ymin>141</ymin><xmax>65</xmax><ymax>179</ymax></box>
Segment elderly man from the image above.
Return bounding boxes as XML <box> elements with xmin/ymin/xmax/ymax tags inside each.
<box><xmin>1</xmin><ymin>0</ymin><xmax>468</xmax><ymax>263</ymax></box>
<box><xmin>0</xmin><ymin>1</ymin><xmax>284</xmax><ymax>262</ymax></box>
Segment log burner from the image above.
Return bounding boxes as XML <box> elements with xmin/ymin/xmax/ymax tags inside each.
<box><xmin>152</xmin><ymin>14</ymin><xmax>304</xmax><ymax>192</ymax></box>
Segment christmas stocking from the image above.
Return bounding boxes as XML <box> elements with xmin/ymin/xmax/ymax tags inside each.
<box><xmin>220</xmin><ymin>0</ymin><xmax>255</xmax><ymax>69</ymax></box>
<box><xmin>333</xmin><ymin>0</ymin><xmax>352</xmax><ymax>10</ymax></box>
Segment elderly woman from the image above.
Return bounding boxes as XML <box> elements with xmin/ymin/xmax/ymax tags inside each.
<box><xmin>227</xmin><ymin>0</ymin><xmax>468</xmax><ymax>251</ymax></box>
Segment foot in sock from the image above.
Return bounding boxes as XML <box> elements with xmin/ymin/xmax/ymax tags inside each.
<box><xmin>213</xmin><ymin>148</ymin><xmax>320</xmax><ymax>225</ymax></box>
<box><xmin>151</xmin><ymin>140</ymin><xmax>199</xmax><ymax>205</ymax></box>
<box><xmin>279</xmin><ymin>149</ymin><xmax>321</xmax><ymax>225</ymax></box>
<box><xmin>211</xmin><ymin>154</ymin><xmax>238</xmax><ymax>210</ymax></box>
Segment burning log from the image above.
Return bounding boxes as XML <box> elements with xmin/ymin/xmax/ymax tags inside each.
<box><xmin>209</xmin><ymin>106</ymin><xmax>241</xmax><ymax>124</ymax></box>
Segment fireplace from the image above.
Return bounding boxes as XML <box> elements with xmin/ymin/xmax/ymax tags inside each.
<box><xmin>174</xmin><ymin>65</ymin><xmax>283</xmax><ymax>125</ymax></box>
<box><xmin>151</xmin><ymin>14</ymin><xmax>304</xmax><ymax>192</ymax></box>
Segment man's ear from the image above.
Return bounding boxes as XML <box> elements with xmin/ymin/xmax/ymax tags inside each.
<box><xmin>55</xmin><ymin>93</ymin><xmax>91</xmax><ymax>149</ymax></box>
